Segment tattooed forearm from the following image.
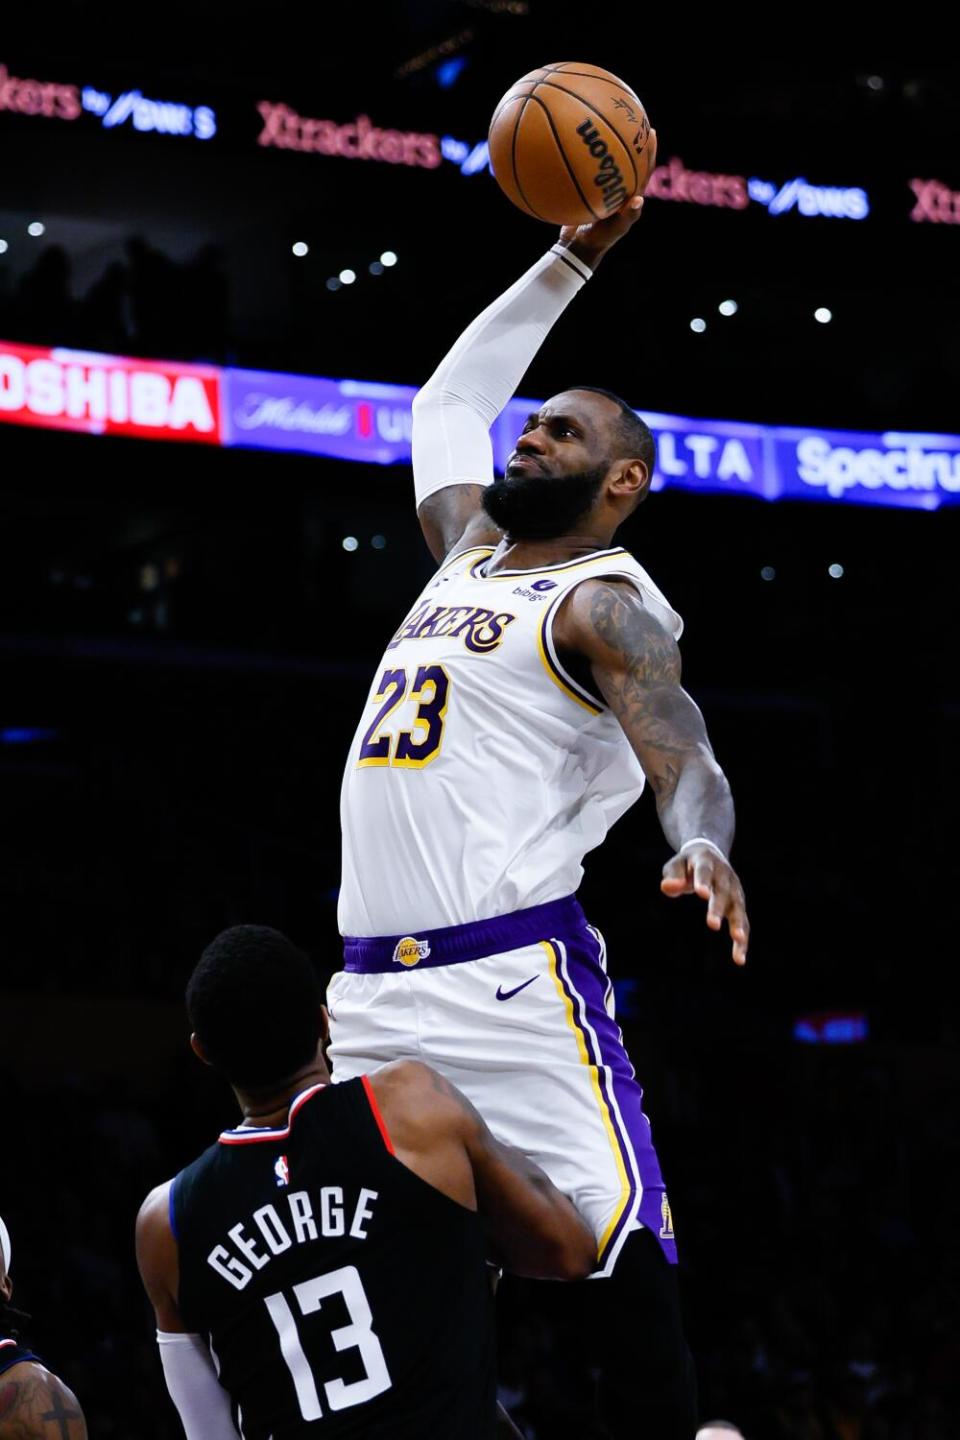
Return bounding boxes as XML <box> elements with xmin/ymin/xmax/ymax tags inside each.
<box><xmin>0</xmin><ymin>1368</ymin><xmax>87</xmax><ymax>1440</ymax></box>
<box><xmin>576</xmin><ymin>580</ymin><xmax>735</xmax><ymax>851</ymax></box>
<box><xmin>588</xmin><ymin>583</ymin><xmax>710</xmax><ymax>791</ymax></box>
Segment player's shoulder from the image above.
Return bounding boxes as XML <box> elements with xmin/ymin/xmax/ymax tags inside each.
<box><xmin>558</xmin><ymin>573</ymin><xmax>681</xmax><ymax>667</ymax></box>
<box><xmin>367</xmin><ymin>1057</ymin><xmax>440</xmax><ymax>1100</ymax></box>
<box><xmin>367</xmin><ymin>1060</ymin><xmax>470</xmax><ymax>1134</ymax></box>
<box><xmin>135</xmin><ymin>1178</ymin><xmax>175</xmax><ymax>1266</ymax></box>
<box><xmin>559</xmin><ymin>552</ymin><xmax>683</xmax><ymax>645</ymax></box>
<box><xmin>137</xmin><ymin>1176</ymin><xmax>173</xmax><ymax>1227</ymax></box>
<box><xmin>0</xmin><ymin>1360</ymin><xmax>86</xmax><ymax>1437</ymax></box>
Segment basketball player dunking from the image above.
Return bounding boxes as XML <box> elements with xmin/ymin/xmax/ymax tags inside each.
<box><xmin>329</xmin><ymin>171</ymin><xmax>750</xmax><ymax>1437</ymax></box>
<box><xmin>137</xmin><ymin>926</ymin><xmax>594</xmax><ymax>1439</ymax></box>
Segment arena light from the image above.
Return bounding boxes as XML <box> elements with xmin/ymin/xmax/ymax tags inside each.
<box><xmin>760</xmin><ymin>566</ymin><xmax>775</xmax><ymax>581</ymax></box>
<box><xmin>380</xmin><ymin>251</ymin><xmax>398</xmax><ymax>267</ymax></box>
<box><xmin>718</xmin><ymin>299</ymin><xmax>738</xmax><ymax>316</ymax></box>
<box><xmin>291</xmin><ymin>241</ymin><xmax>309</xmax><ymax>257</ymax></box>
<box><xmin>368</xmin><ymin>261</ymin><xmax>384</xmax><ymax>276</ymax></box>
<box><xmin>342</xmin><ymin>535</ymin><xmax>359</xmax><ymax>552</ymax></box>
<box><xmin>0</xmin><ymin>240</ymin><xmax>7</xmax><ymax>254</ymax></box>
<box><xmin>814</xmin><ymin>307</ymin><xmax>833</xmax><ymax>324</ymax></box>
<box><xmin>371</xmin><ymin>534</ymin><xmax>387</xmax><ymax>549</ymax></box>
<box><xmin>27</xmin><ymin>221</ymin><xmax>45</xmax><ymax>237</ymax></box>
<box><xmin>1</xmin><ymin>727</ymin><xmax>58</xmax><ymax>744</ymax></box>
<box><xmin>339</xmin><ymin>269</ymin><xmax>356</xmax><ymax>285</ymax></box>
<box><xmin>690</xmin><ymin>317</ymin><xmax>706</xmax><ymax>333</ymax></box>
<box><xmin>828</xmin><ymin>562</ymin><xmax>844</xmax><ymax>578</ymax></box>
<box><xmin>326</xmin><ymin>277</ymin><xmax>341</xmax><ymax>291</ymax></box>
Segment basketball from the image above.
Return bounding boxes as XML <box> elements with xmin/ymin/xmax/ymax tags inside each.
<box><xmin>488</xmin><ymin>62</ymin><xmax>655</xmax><ymax>226</ymax></box>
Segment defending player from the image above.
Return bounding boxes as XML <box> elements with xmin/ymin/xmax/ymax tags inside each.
<box><xmin>330</xmin><ymin>178</ymin><xmax>750</xmax><ymax>1435</ymax></box>
<box><xmin>0</xmin><ymin>1215</ymin><xmax>88</xmax><ymax>1439</ymax></box>
<box><xmin>136</xmin><ymin>926</ymin><xmax>594</xmax><ymax>1439</ymax></box>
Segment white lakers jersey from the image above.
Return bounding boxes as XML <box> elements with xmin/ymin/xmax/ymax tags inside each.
<box><xmin>338</xmin><ymin>545</ymin><xmax>683</xmax><ymax>936</ymax></box>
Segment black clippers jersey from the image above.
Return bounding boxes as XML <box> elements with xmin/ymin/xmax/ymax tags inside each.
<box><xmin>0</xmin><ymin>1336</ymin><xmax>38</xmax><ymax>1377</ymax></box>
<box><xmin>172</xmin><ymin>1078</ymin><xmax>495</xmax><ymax>1439</ymax></box>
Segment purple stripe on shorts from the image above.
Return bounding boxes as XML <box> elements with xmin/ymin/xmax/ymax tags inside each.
<box><xmin>342</xmin><ymin>895</ymin><xmax>587</xmax><ymax>972</ymax></box>
<box><xmin>557</xmin><ymin>927</ymin><xmax>678</xmax><ymax>1269</ymax></box>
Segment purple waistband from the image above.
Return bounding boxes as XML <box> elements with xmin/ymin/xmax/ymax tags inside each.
<box><xmin>342</xmin><ymin>895</ymin><xmax>587</xmax><ymax>972</ymax></box>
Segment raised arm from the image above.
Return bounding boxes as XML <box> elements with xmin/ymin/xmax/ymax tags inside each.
<box><xmin>369</xmin><ymin>1060</ymin><xmax>597</xmax><ymax>1279</ymax></box>
<box><xmin>413</xmin><ymin>146</ymin><xmax>656</xmax><ymax>564</ymax></box>
<box><xmin>557</xmin><ymin>577</ymin><xmax>750</xmax><ymax>966</ymax></box>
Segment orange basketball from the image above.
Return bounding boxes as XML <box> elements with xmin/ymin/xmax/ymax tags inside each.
<box><xmin>488</xmin><ymin>62</ymin><xmax>655</xmax><ymax>226</ymax></box>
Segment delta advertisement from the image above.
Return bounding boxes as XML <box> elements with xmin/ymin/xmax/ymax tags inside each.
<box><xmin>2</xmin><ymin>337</ymin><xmax>958</xmax><ymax>510</ymax></box>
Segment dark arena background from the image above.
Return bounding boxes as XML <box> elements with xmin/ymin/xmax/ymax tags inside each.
<box><xmin>2</xmin><ymin>6</ymin><xmax>959</xmax><ymax>1437</ymax></box>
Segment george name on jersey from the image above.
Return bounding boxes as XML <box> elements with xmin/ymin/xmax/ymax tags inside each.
<box><xmin>207</xmin><ymin>1185</ymin><xmax>379</xmax><ymax>1291</ymax></box>
<box><xmin>387</xmin><ymin>600</ymin><xmax>516</xmax><ymax>655</ymax></box>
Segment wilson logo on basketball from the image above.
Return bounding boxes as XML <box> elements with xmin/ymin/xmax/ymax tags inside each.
<box><xmin>575</xmin><ymin>119</ymin><xmax>629</xmax><ymax>212</ymax></box>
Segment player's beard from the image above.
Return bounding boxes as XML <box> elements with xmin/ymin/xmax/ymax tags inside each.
<box><xmin>481</xmin><ymin>462</ymin><xmax>606</xmax><ymax>541</ymax></box>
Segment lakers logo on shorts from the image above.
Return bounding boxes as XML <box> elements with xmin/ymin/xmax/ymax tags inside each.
<box><xmin>392</xmin><ymin>936</ymin><xmax>431</xmax><ymax>967</ymax></box>
<box><xmin>660</xmin><ymin>1192</ymin><xmax>675</xmax><ymax>1240</ymax></box>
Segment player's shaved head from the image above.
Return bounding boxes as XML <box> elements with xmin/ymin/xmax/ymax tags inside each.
<box><xmin>187</xmin><ymin>925</ymin><xmax>323</xmax><ymax>1089</ymax></box>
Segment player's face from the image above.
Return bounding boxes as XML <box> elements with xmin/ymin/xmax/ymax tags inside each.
<box><xmin>482</xmin><ymin>393</ymin><xmax>614</xmax><ymax>540</ymax></box>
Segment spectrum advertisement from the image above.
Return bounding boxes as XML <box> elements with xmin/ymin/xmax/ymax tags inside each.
<box><xmin>2</xmin><ymin>338</ymin><xmax>958</xmax><ymax>509</ymax></box>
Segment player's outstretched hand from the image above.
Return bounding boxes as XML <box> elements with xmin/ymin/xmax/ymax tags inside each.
<box><xmin>660</xmin><ymin>842</ymin><xmax>750</xmax><ymax>966</ymax></box>
<box><xmin>558</xmin><ymin>129</ymin><xmax>657</xmax><ymax>269</ymax></box>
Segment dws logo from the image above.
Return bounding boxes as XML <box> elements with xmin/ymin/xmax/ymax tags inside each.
<box><xmin>81</xmin><ymin>85</ymin><xmax>216</xmax><ymax>139</ymax></box>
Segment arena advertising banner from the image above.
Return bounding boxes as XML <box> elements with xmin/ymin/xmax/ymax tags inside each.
<box><xmin>3</xmin><ymin>59</ymin><xmax>959</xmax><ymax>223</ymax></box>
<box><xmin>0</xmin><ymin>341</ymin><xmax>222</xmax><ymax>442</ymax></box>
<box><xmin>2</xmin><ymin>337</ymin><xmax>958</xmax><ymax>507</ymax></box>
<box><xmin>222</xmin><ymin>371</ymin><xmax>960</xmax><ymax>510</ymax></box>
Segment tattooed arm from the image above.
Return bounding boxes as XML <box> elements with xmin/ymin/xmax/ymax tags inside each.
<box><xmin>369</xmin><ymin>1060</ymin><xmax>596</xmax><ymax>1278</ymax></box>
<box><xmin>0</xmin><ymin>1363</ymin><xmax>87</xmax><ymax>1440</ymax></box>
<box><xmin>556</xmin><ymin>577</ymin><xmax>750</xmax><ymax>965</ymax></box>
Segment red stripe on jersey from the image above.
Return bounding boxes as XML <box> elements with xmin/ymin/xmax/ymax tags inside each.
<box><xmin>218</xmin><ymin>1083</ymin><xmax>327</xmax><ymax>1144</ymax></box>
<box><xmin>361</xmin><ymin>1074</ymin><xmax>395</xmax><ymax>1155</ymax></box>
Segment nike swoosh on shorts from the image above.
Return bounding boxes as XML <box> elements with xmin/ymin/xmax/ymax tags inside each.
<box><xmin>495</xmin><ymin>976</ymin><xmax>538</xmax><ymax>1002</ymax></box>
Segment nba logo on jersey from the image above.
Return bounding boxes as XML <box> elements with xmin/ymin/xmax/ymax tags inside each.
<box><xmin>392</xmin><ymin>936</ymin><xmax>431</xmax><ymax>967</ymax></box>
<box><xmin>274</xmin><ymin>1155</ymin><xmax>289</xmax><ymax>1188</ymax></box>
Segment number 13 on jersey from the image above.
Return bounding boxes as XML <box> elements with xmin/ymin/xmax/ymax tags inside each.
<box><xmin>357</xmin><ymin>665</ymin><xmax>450</xmax><ymax>769</ymax></box>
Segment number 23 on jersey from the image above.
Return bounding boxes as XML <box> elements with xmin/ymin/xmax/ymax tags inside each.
<box><xmin>357</xmin><ymin>665</ymin><xmax>450</xmax><ymax>769</ymax></box>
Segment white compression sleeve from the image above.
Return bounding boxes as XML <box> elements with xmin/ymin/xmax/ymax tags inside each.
<box><xmin>157</xmin><ymin>1331</ymin><xmax>240</xmax><ymax>1440</ymax></box>
<box><xmin>411</xmin><ymin>243</ymin><xmax>593</xmax><ymax>506</ymax></box>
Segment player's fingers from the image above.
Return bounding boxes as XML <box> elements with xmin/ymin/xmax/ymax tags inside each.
<box><xmin>661</xmin><ymin>856</ymin><xmax>693</xmax><ymax>895</ymax></box>
<box><xmin>728</xmin><ymin>897</ymin><xmax>750</xmax><ymax>961</ymax></box>
<box><xmin>692</xmin><ymin>855</ymin><xmax>715</xmax><ymax>902</ymax></box>
<box><xmin>706</xmin><ymin>879</ymin><xmax>727</xmax><ymax>931</ymax></box>
<box><xmin>645</xmin><ymin>127</ymin><xmax>658</xmax><ymax>179</ymax></box>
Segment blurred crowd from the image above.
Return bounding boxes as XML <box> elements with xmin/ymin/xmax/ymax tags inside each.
<box><xmin>0</xmin><ymin>239</ymin><xmax>229</xmax><ymax>361</ymax></box>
